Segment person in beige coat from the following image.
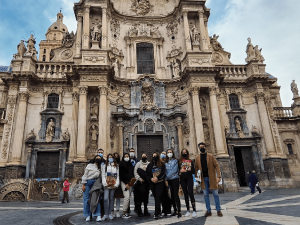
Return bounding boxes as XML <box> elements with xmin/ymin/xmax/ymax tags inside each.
<box><xmin>195</xmin><ymin>142</ymin><xmax>223</xmax><ymax>217</ymax></box>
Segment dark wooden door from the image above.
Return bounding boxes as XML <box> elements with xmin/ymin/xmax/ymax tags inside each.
<box><xmin>35</xmin><ymin>152</ymin><xmax>60</xmax><ymax>178</ymax></box>
<box><xmin>137</xmin><ymin>135</ymin><xmax>163</xmax><ymax>159</ymax></box>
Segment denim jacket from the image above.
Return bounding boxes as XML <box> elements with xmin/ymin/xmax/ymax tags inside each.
<box><xmin>165</xmin><ymin>158</ymin><xmax>179</xmax><ymax>180</ymax></box>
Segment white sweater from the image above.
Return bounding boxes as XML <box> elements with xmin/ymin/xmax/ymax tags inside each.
<box><xmin>134</xmin><ymin>161</ymin><xmax>149</xmax><ymax>182</ymax></box>
<box><xmin>102</xmin><ymin>163</ymin><xmax>120</xmax><ymax>189</ymax></box>
<box><xmin>81</xmin><ymin>163</ymin><xmax>101</xmax><ymax>184</ymax></box>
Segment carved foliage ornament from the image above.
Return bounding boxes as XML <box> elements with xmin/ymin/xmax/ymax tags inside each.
<box><xmin>131</xmin><ymin>0</ymin><xmax>153</xmax><ymax>16</ymax></box>
<box><xmin>166</xmin><ymin>46</ymin><xmax>183</xmax><ymax>62</ymax></box>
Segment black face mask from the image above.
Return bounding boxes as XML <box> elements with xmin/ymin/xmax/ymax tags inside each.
<box><xmin>153</xmin><ymin>156</ymin><xmax>158</xmax><ymax>162</ymax></box>
<box><xmin>182</xmin><ymin>153</ymin><xmax>187</xmax><ymax>158</ymax></box>
<box><xmin>95</xmin><ymin>158</ymin><xmax>102</xmax><ymax>166</ymax></box>
<box><xmin>142</xmin><ymin>157</ymin><xmax>147</xmax><ymax>162</ymax></box>
<box><xmin>200</xmin><ymin>148</ymin><xmax>206</xmax><ymax>153</ymax></box>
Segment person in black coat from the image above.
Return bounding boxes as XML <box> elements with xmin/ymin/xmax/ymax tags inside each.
<box><xmin>248</xmin><ymin>170</ymin><xmax>258</xmax><ymax>194</ymax></box>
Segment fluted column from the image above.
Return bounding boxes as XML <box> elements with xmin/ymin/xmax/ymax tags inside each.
<box><xmin>183</xmin><ymin>10</ymin><xmax>192</xmax><ymax>52</ymax></box>
<box><xmin>10</xmin><ymin>92</ymin><xmax>29</xmax><ymax>164</ymax></box>
<box><xmin>190</xmin><ymin>87</ymin><xmax>204</xmax><ymax>146</ymax></box>
<box><xmin>176</xmin><ymin>117</ymin><xmax>184</xmax><ymax>151</ymax></box>
<box><xmin>256</xmin><ymin>92</ymin><xmax>276</xmax><ymax>155</ymax></box>
<box><xmin>98</xmin><ymin>86</ymin><xmax>108</xmax><ymax>150</ymax></box>
<box><xmin>75</xmin><ymin>86</ymin><xmax>88</xmax><ymax>161</ymax></box>
<box><xmin>209</xmin><ymin>87</ymin><xmax>227</xmax><ymax>155</ymax></box>
<box><xmin>75</xmin><ymin>14</ymin><xmax>83</xmax><ymax>56</ymax></box>
<box><xmin>101</xmin><ymin>8</ymin><xmax>108</xmax><ymax>49</ymax></box>
<box><xmin>83</xmin><ymin>6</ymin><xmax>90</xmax><ymax>49</ymax></box>
<box><xmin>117</xmin><ymin>124</ymin><xmax>124</xmax><ymax>155</ymax></box>
<box><xmin>68</xmin><ymin>92</ymin><xmax>79</xmax><ymax>163</ymax></box>
<box><xmin>198</xmin><ymin>8</ymin><xmax>209</xmax><ymax>51</ymax></box>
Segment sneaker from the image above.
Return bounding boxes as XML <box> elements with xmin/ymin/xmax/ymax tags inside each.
<box><xmin>192</xmin><ymin>211</ymin><xmax>197</xmax><ymax>218</ymax></box>
<box><xmin>158</xmin><ymin>213</ymin><xmax>163</xmax><ymax>218</ymax></box>
<box><xmin>102</xmin><ymin>215</ymin><xmax>108</xmax><ymax>221</ymax></box>
<box><xmin>122</xmin><ymin>214</ymin><xmax>131</xmax><ymax>219</ymax></box>
<box><xmin>185</xmin><ymin>211</ymin><xmax>190</xmax><ymax>217</ymax></box>
<box><xmin>217</xmin><ymin>210</ymin><xmax>223</xmax><ymax>217</ymax></box>
<box><xmin>111</xmin><ymin>211</ymin><xmax>116</xmax><ymax>218</ymax></box>
<box><xmin>153</xmin><ymin>215</ymin><xmax>158</xmax><ymax>220</ymax></box>
<box><xmin>86</xmin><ymin>216</ymin><xmax>91</xmax><ymax>222</ymax></box>
<box><xmin>109</xmin><ymin>214</ymin><xmax>114</xmax><ymax>220</ymax></box>
<box><xmin>116</xmin><ymin>211</ymin><xmax>121</xmax><ymax>218</ymax></box>
<box><xmin>96</xmin><ymin>216</ymin><xmax>102</xmax><ymax>222</ymax></box>
<box><xmin>204</xmin><ymin>211</ymin><xmax>212</xmax><ymax>217</ymax></box>
<box><xmin>166</xmin><ymin>213</ymin><xmax>172</xmax><ymax>217</ymax></box>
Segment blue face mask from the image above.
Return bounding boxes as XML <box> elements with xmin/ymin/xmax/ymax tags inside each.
<box><xmin>98</xmin><ymin>153</ymin><xmax>103</xmax><ymax>158</ymax></box>
<box><xmin>108</xmin><ymin>158</ymin><xmax>114</xmax><ymax>163</ymax></box>
<box><xmin>160</xmin><ymin>154</ymin><xmax>166</xmax><ymax>159</ymax></box>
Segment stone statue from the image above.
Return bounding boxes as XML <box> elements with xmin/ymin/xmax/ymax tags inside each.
<box><xmin>62</xmin><ymin>31</ymin><xmax>75</xmax><ymax>48</ymax></box>
<box><xmin>245</xmin><ymin>37</ymin><xmax>255</xmax><ymax>62</ymax></box>
<box><xmin>190</xmin><ymin>24</ymin><xmax>200</xmax><ymax>45</ymax></box>
<box><xmin>171</xmin><ymin>90</ymin><xmax>179</xmax><ymax>104</ymax></box>
<box><xmin>171</xmin><ymin>137</ymin><xmax>175</xmax><ymax>149</ymax></box>
<box><xmin>172</xmin><ymin>59</ymin><xmax>181</xmax><ymax>78</ymax></box>
<box><xmin>25</xmin><ymin>34</ymin><xmax>36</xmax><ymax>54</ymax></box>
<box><xmin>251</xmin><ymin>125</ymin><xmax>260</xmax><ymax>137</ymax></box>
<box><xmin>90</xmin><ymin>102</ymin><xmax>99</xmax><ymax>119</ymax></box>
<box><xmin>91</xmin><ymin>23</ymin><xmax>102</xmax><ymax>41</ymax></box>
<box><xmin>224</xmin><ymin>126</ymin><xmax>228</xmax><ymax>136</ymax></box>
<box><xmin>62</xmin><ymin>128</ymin><xmax>70</xmax><ymax>141</ymax></box>
<box><xmin>15</xmin><ymin>40</ymin><xmax>27</xmax><ymax>58</ymax></box>
<box><xmin>26</xmin><ymin>129</ymin><xmax>36</xmax><ymax>141</ymax></box>
<box><xmin>46</xmin><ymin>119</ymin><xmax>55</xmax><ymax>142</ymax></box>
<box><xmin>90</xmin><ymin>125</ymin><xmax>98</xmax><ymax>146</ymax></box>
<box><xmin>210</xmin><ymin>34</ymin><xmax>223</xmax><ymax>51</ymax></box>
<box><xmin>291</xmin><ymin>80</ymin><xmax>299</xmax><ymax>98</ymax></box>
<box><xmin>254</xmin><ymin>45</ymin><xmax>264</xmax><ymax>63</ymax></box>
<box><xmin>116</xmin><ymin>91</ymin><xmax>125</xmax><ymax>105</ymax></box>
<box><xmin>235</xmin><ymin>118</ymin><xmax>245</xmax><ymax>138</ymax></box>
<box><xmin>112</xmin><ymin>59</ymin><xmax>119</xmax><ymax>77</ymax></box>
<box><xmin>125</xmin><ymin>138</ymin><xmax>129</xmax><ymax>150</ymax></box>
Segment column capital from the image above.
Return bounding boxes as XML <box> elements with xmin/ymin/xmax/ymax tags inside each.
<box><xmin>117</xmin><ymin>123</ymin><xmax>124</xmax><ymax>128</ymax></box>
<box><xmin>255</xmin><ymin>92</ymin><xmax>265</xmax><ymax>102</ymax></box>
<box><xmin>18</xmin><ymin>92</ymin><xmax>29</xmax><ymax>101</ymax></box>
<box><xmin>77</xmin><ymin>14</ymin><xmax>83</xmax><ymax>22</ymax></box>
<box><xmin>208</xmin><ymin>86</ymin><xmax>217</xmax><ymax>96</ymax></box>
<box><xmin>189</xmin><ymin>86</ymin><xmax>200</xmax><ymax>96</ymax></box>
<box><xmin>27</xmin><ymin>145</ymin><xmax>32</xmax><ymax>153</ymax></box>
<box><xmin>98</xmin><ymin>86</ymin><xmax>108</xmax><ymax>95</ymax></box>
<box><xmin>182</xmin><ymin>9</ymin><xmax>188</xmax><ymax>17</ymax></box>
<box><xmin>79</xmin><ymin>86</ymin><xmax>88</xmax><ymax>95</ymax></box>
<box><xmin>7</xmin><ymin>95</ymin><xmax>17</xmax><ymax>104</ymax></box>
<box><xmin>198</xmin><ymin>8</ymin><xmax>204</xmax><ymax>16</ymax></box>
<box><xmin>84</xmin><ymin>6</ymin><xmax>90</xmax><ymax>13</ymax></box>
<box><xmin>176</xmin><ymin>123</ymin><xmax>184</xmax><ymax>128</ymax></box>
<box><xmin>72</xmin><ymin>91</ymin><xmax>79</xmax><ymax>101</ymax></box>
<box><xmin>102</xmin><ymin>7</ymin><xmax>107</xmax><ymax>14</ymax></box>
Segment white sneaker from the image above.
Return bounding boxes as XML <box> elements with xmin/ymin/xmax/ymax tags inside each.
<box><xmin>96</xmin><ymin>216</ymin><xmax>102</xmax><ymax>222</ymax></box>
<box><xmin>116</xmin><ymin>211</ymin><xmax>121</xmax><ymax>218</ymax></box>
<box><xmin>185</xmin><ymin>211</ymin><xmax>190</xmax><ymax>217</ymax></box>
<box><xmin>192</xmin><ymin>211</ymin><xmax>197</xmax><ymax>218</ymax></box>
<box><xmin>85</xmin><ymin>216</ymin><xmax>91</xmax><ymax>222</ymax></box>
<box><xmin>109</xmin><ymin>214</ymin><xmax>114</xmax><ymax>220</ymax></box>
<box><xmin>102</xmin><ymin>215</ymin><xmax>108</xmax><ymax>220</ymax></box>
<box><xmin>122</xmin><ymin>213</ymin><xmax>131</xmax><ymax>219</ymax></box>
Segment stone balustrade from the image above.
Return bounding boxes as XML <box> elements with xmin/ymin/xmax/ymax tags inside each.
<box><xmin>273</xmin><ymin>107</ymin><xmax>293</xmax><ymax>118</ymax></box>
<box><xmin>218</xmin><ymin>65</ymin><xmax>247</xmax><ymax>79</ymax></box>
<box><xmin>36</xmin><ymin>63</ymin><xmax>72</xmax><ymax>79</ymax></box>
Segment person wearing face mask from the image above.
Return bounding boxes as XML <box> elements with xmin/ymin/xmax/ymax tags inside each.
<box><xmin>134</xmin><ymin>153</ymin><xmax>150</xmax><ymax>217</ymax></box>
<box><xmin>179</xmin><ymin>149</ymin><xmax>196</xmax><ymax>218</ymax></box>
<box><xmin>160</xmin><ymin>151</ymin><xmax>172</xmax><ymax>217</ymax></box>
<box><xmin>160</xmin><ymin>151</ymin><xmax>167</xmax><ymax>163</ymax></box>
<box><xmin>129</xmin><ymin>148</ymin><xmax>139</xmax><ymax>214</ymax></box>
<box><xmin>112</xmin><ymin>152</ymin><xmax>123</xmax><ymax>218</ymax></box>
<box><xmin>165</xmin><ymin>149</ymin><xmax>181</xmax><ymax>218</ymax></box>
<box><xmin>96</xmin><ymin>148</ymin><xmax>106</xmax><ymax>216</ymax></box>
<box><xmin>81</xmin><ymin>155</ymin><xmax>102</xmax><ymax>222</ymax></box>
<box><xmin>97</xmin><ymin>149</ymin><xmax>106</xmax><ymax>166</ymax></box>
<box><xmin>195</xmin><ymin>142</ymin><xmax>223</xmax><ymax>217</ymax></box>
<box><xmin>102</xmin><ymin>154</ymin><xmax>119</xmax><ymax>220</ymax></box>
<box><xmin>146</xmin><ymin>152</ymin><xmax>166</xmax><ymax>220</ymax></box>
<box><xmin>119</xmin><ymin>153</ymin><xmax>135</xmax><ymax>219</ymax></box>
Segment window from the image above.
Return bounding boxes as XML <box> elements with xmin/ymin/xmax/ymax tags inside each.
<box><xmin>47</xmin><ymin>93</ymin><xmax>59</xmax><ymax>109</ymax></box>
<box><xmin>287</xmin><ymin>144</ymin><xmax>293</xmax><ymax>155</ymax></box>
<box><xmin>137</xmin><ymin>42</ymin><xmax>154</xmax><ymax>74</ymax></box>
<box><xmin>43</xmin><ymin>49</ymin><xmax>46</xmax><ymax>54</ymax></box>
<box><xmin>42</xmin><ymin>55</ymin><xmax>46</xmax><ymax>62</ymax></box>
<box><xmin>229</xmin><ymin>94</ymin><xmax>240</xmax><ymax>109</ymax></box>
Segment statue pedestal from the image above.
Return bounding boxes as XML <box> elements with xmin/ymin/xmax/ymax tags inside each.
<box><xmin>192</xmin><ymin>43</ymin><xmax>200</xmax><ymax>51</ymax></box>
<box><xmin>91</xmin><ymin>40</ymin><xmax>100</xmax><ymax>50</ymax></box>
<box><xmin>292</xmin><ymin>96</ymin><xmax>300</xmax><ymax>116</ymax></box>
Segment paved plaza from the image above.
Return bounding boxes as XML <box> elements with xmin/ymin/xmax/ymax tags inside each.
<box><xmin>0</xmin><ymin>188</ymin><xmax>299</xmax><ymax>225</ymax></box>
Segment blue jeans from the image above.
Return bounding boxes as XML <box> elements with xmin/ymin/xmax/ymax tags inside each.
<box><xmin>104</xmin><ymin>188</ymin><xmax>116</xmax><ymax>216</ymax></box>
<box><xmin>249</xmin><ymin>182</ymin><xmax>256</xmax><ymax>194</ymax></box>
<box><xmin>203</xmin><ymin>177</ymin><xmax>221</xmax><ymax>212</ymax></box>
<box><xmin>83</xmin><ymin>179</ymin><xmax>101</xmax><ymax>217</ymax></box>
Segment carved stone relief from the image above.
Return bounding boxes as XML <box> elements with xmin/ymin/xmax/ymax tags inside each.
<box><xmin>130</xmin><ymin>0</ymin><xmax>153</xmax><ymax>16</ymax></box>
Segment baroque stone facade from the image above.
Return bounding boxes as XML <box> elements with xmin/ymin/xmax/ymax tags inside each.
<box><xmin>0</xmin><ymin>0</ymin><xmax>299</xmax><ymax>200</ymax></box>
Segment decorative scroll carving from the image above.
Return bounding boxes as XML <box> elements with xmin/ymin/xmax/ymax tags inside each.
<box><xmin>130</xmin><ymin>0</ymin><xmax>153</xmax><ymax>16</ymax></box>
<box><xmin>62</xmin><ymin>31</ymin><xmax>75</xmax><ymax>48</ymax></box>
<box><xmin>166</xmin><ymin>20</ymin><xmax>178</xmax><ymax>40</ymax></box>
<box><xmin>110</xmin><ymin>122</ymin><xmax>115</xmax><ymax>140</ymax></box>
<box><xmin>84</xmin><ymin>56</ymin><xmax>105</xmax><ymax>63</ymax></box>
<box><xmin>60</xmin><ymin>49</ymin><xmax>73</xmax><ymax>60</ymax></box>
<box><xmin>190</xmin><ymin>58</ymin><xmax>210</xmax><ymax>65</ymax></box>
<box><xmin>79</xmin><ymin>86</ymin><xmax>88</xmax><ymax>95</ymax></box>
<box><xmin>110</xmin><ymin>19</ymin><xmax>120</xmax><ymax>39</ymax></box>
<box><xmin>116</xmin><ymin>91</ymin><xmax>125</xmax><ymax>105</ymax></box>
<box><xmin>145</xmin><ymin>119</ymin><xmax>154</xmax><ymax>132</ymax></box>
<box><xmin>99</xmin><ymin>86</ymin><xmax>108</xmax><ymax>96</ymax></box>
<box><xmin>166</xmin><ymin>46</ymin><xmax>183</xmax><ymax>62</ymax></box>
<box><xmin>72</xmin><ymin>92</ymin><xmax>79</xmax><ymax>101</ymax></box>
<box><xmin>19</xmin><ymin>92</ymin><xmax>29</xmax><ymax>101</ymax></box>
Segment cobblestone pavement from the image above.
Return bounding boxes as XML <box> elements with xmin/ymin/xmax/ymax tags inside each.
<box><xmin>0</xmin><ymin>188</ymin><xmax>299</xmax><ymax>225</ymax></box>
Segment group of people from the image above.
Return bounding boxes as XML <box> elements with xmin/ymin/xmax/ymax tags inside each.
<box><xmin>80</xmin><ymin>142</ymin><xmax>223</xmax><ymax>222</ymax></box>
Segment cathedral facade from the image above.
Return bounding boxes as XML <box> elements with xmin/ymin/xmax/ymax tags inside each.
<box><xmin>0</xmin><ymin>0</ymin><xmax>299</xmax><ymax>200</ymax></box>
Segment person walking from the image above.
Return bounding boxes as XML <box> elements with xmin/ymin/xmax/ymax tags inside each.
<box><xmin>248</xmin><ymin>170</ymin><xmax>259</xmax><ymax>194</ymax></box>
<box><xmin>112</xmin><ymin>152</ymin><xmax>123</xmax><ymax>218</ymax></box>
<box><xmin>82</xmin><ymin>155</ymin><xmax>102</xmax><ymax>222</ymax></box>
<box><xmin>195</xmin><ymin>142</ymin><xmax>223</xmax><ymax>217</ymax></box>
<box><xmin>179</xmin><ymin>149</ymin><xmax>197</xmax><ymax>217</ymax></box>
<box><xmin>165</xmin><ymin>149</ymin><xmax>181</xmax><ymax>218</ymax></box>
<box><xmin>160</xmin><ymin>151</ymin><xmax>172</xmax><ymax>216</ymax></box>
<box><xmin>62</xmin><ymin>178</ymin><xmax>71</xmax><ymax>203</ymax></box>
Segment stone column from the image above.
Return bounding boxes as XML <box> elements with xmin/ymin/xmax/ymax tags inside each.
<box><xmin>198</xmin><ymin>8</ymin><xmax>209</xmax><ymax>51</ymax></box>
<box><xmin>9</xmin><ymin>92</ymin><xmax>29</xmax><ymax>164</ymax></box>
<box><xmin>256</xmin><ymin>92</ymin><xmax>276</xmax><ymax>155</ymax></box>
<box><xmin>75</xmin><ymin>86</ymin><xmax>88</xmax><ymax>161</ymax></box>
<box><xmin>159</xmin><ymin>44</ymin><xmax>164</xmax><ymax>67</ymax></box>
<box><xmin>101</xmin><ymin>8</ymin><xmax>108</xmax><ymax>49</ymax></box>
<box><xmin>68</xmin><ymin>92</ymin><xmax>79</xmax><ymax>163</ymax></box>
<box><xmin>83</xmin><ymin>6</ymin><xmax>90</xmax><ymax>49</ymax></box>
<box><xmin>75</xmin><ymin>14</ymin><xmax>83</xmax><ymax>56</ymax></box>
<box><xmin>61</xmin><ymin>148</ymin><xmax>67</xmax><ymax>179</ymax></box>
<box><xmin>190</xmin><ymin>87</ymin><xmax>204</xmax><ymax>145</ymax></box>
<box><xmin>176</xmin><ymin>117</ymin><xmax>184</xmax><ymax>151</ymax></box>
<box><xmin>117</xmin><ymin>123</ymin><xmax>124</xmax><ymax>155</ymax></box>
<box><xmin>25</xmin><ymin>145</ymin><xmax>32</xmax><ymax>178</ymax></box>
<box><xmin>209</xmin><ymin>86</ymin><xmax>227</xmax><ymax>155</ymax></box>
<box><xmin>126</xmin><ymin>41</ymin><xmax>131</xmax><ymax>68</ymax></box>
<box><xmin>98</xmin><ymin>86</ymin><xmax>108</xmax><ymax>150</ymax></box>
<box><xmin>182</xmin><ymin>10</ymin><xmax>192</xmax><ymax>52</ymax></box>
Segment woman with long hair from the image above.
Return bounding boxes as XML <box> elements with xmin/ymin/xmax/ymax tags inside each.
<box><xmin>112</xmin><ymin>152</ymin><xmax>123</xmax><ymax>218</ymax></box>
<box><xmin>179</xmin><ymin>148</ymin><xmax>196</xmax><ymax>217</ymax></box>
<box><xmin>165</xmin><ymin>149</ymin><xmax>181</xmax><ymax>218</ymax></box>
<box><xmin>160</xmin><ymin>151</ymin><xmax>171</xmax><ymax>216</ymax></box>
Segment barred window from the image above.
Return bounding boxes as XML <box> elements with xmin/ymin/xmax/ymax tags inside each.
<box><xmin>229</xmin><ymin>94</ymin><xmax>240</xmax><ymax>109</ymax></box>
<box><xmin>137</xmin><ymin>42</ymin><xmax>154</xmax><ymax>74</ymax></box>
<box><xmin>47</xmin><ymin>93</ymin><xmax>59</xmax><ymax>109</ymax></box>
<box><xmin>287</xmin><ymin>144</ymin><xmax>293</xmax><ymax>155</ymax></box>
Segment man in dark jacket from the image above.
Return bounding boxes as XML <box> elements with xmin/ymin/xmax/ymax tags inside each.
<box><xmin>129</xmin><ymin>148</ymin><xmax>139</xmax><ymax>214</ymax></box>
<box><xmin>248</xmin><ymin>170</ymin><xmax>258</xmax><ymax>194</ymax></box>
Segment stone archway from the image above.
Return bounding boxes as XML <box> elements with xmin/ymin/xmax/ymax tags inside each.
<box><xmin>0</xmin><ymin>181</ymin><xmax>28</xmax><ymax>202</ymax></box>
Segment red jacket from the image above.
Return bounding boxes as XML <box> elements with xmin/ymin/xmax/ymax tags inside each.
<box><xmin>63</xmin><ymin>180</ymin><xmax>70</xmax><ymax>192</ymax></box>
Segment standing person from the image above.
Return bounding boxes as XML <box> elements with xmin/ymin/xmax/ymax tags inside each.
<box><xmin>248</xmin><ymin>170</ymin><xmax>259</xmax><ymax>194</ymax></box>
<box><xmin>62</xmin><ymin>178</ymin><xmax>71</xmax><ymax>203</ymax></box>
<box><xmin>97</xmin><ymin>148</ymin><xmax>106</xmax><ymax>217</ymax></box>
<box><xmin>179</xmin><ymin>149</ymin><xmax>197</xmax><ymax>217</ymax></box>
<box><xmin>129</xmin><ymin>148</ymin><xmax>139</xmax><ymax>214</ymax></box>
<box><xmin>134</xmin><ymin>153</ymin><xmax>150</xmax><ymax>217</ymax></box>
<box><xmin>146</xmin><ymin>152</ymin><xmax>166</xmax><ymax>220</ymax></box>
<box><xmin>112</xmin><ymin>152</ymin><xmax>123</xmax><ymax>218</ymax></box>
<box><xmin>82</xmin><ymin>155</ymin><xmax>102</xmax><ymax>222</ymax></box>
<box><xmin>165</xmin><ymin>149</ymin><xmax>181</xmax><ymax>218</ymax></box>
<box><xmin>160</xmin><ymin>151</ymin><xmax>171</xmax><ymax>216</ymax></box>
<box><xmin>195</xmin><ymin>142</ymin><xmax>223</xmax><ymax>217</ymax></box>
<box><xmin>119</xmin><ymin>153</ymin><xmax>135</xmax><ymax>219</ymax></box>
<box><xmin>102</xmin><ymin>154</ymin><xmax>119</xmax><ymax>220</ymax></box>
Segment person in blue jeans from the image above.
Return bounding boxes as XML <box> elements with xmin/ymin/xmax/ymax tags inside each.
<box><xmin>195</xmin><ymin>142</ymin><xmax>223</xmax><ymax>217</ymax></box>
<box><xmin>248</xmin><ymin>170</ymin><xmax>259</xmax><ymax>194</ymax></box>
<box><xmin>82</xmin><ymin>155</ymin><xmax>102</xmax><ymax>222</ymax></box>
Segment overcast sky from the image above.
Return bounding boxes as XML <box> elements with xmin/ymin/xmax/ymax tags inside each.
<box><xmin>0</xmin><ymin>0</ymin><xmax>299</xmax><ymax>106</ymax></box>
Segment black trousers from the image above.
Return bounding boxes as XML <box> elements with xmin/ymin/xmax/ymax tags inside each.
<box><xmin>180</xmin><ymin>173</ymin><xmax>196</xmax><ymax>211</ymax></box>
<box><xmin>134</xmin><ymin>181</ymin><xmax>150</xmax><ymax>213</ymax></box>
<box><xmin>152</xmin><ymin>182</ymin><xmax>164</xmax><ymax>216</ymax></box>
<box><xmin>162</xmin><ymin>183</ymin><xmax>171</xmax><ymax>214</ymax></box>
<box><xmin>62</xmin><ymin>191</ymin><xmax>69</xmax><ymax>203</ymax></box>
<box><xmin>168</xmin><ymin>178</ymin><xmax>181</xmax><ymax>213</ymax></box>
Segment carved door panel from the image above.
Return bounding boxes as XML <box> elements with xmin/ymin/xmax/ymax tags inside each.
<box><xmin>35</xmin><ymin>152</ymin><xmax>60</xmax><ymax>178</ymax></box>
<box><xmin>137</xmin><ymin>135</ymin><xmax>163</xmax><ymax>159</ymax></box>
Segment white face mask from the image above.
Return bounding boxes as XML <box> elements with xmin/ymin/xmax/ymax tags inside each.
<box><xmin>130</xmin><ymin>152</ymin><xmax>135</xmax><ymax>157</ymax></box>
<box><xmin>167</xmin><ymin>153</ymin><xmax>173</xmax><ymax>158</ymax></box>
<box><xmin>124</xmin><ymin>157</ymin><xmax>130</xmax><ymax>162</ymax></box>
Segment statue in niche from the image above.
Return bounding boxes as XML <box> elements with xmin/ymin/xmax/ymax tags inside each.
<box><xmin>171</xmin><ymin>137</ymin><xmax>175</xmax><ymax>149</ymax></box>
<box><xmin>90</xmin><ymin>97</ymin><xmax>98</xmax><ymax>119</ymax></box>
<box><xmin>125</xmin><ymin>138</ymin><xmax>129</xmax><ymax>150</ymax></box>
<box><xmin>291</xmin><ymin>80</ymin><xmax>299</xmax><ymax>98</ymax></box>
<box><xmin>189</xmin><ymin>24</ymin><xmax>200</xmax><ymax>45</ymax></box>
<box><xmin>46</xmin><ymin>119</ymin><xmax>55</xmax><ymax>142</ymax></box>
<box><xmin>62</xmin><ymin>128</ymin><xmax>70</xmax><ymax>141</ymax></box>
<box><xmin>235</xmin><ymin>118</ymin><xmax>245</xmax><ymax>138</ymax></box>
<box><xmin>91</xmin><ymin>23</ymin><xmax>102</xmax><ymax>41</ymax></box>
<box><xmin>90</xmin><ymin>125</ymin><xmax>98</xmax><ymax>146</ymax></box>
<box><xmin>203</xmin><ymin>124</ymin><xmax>210</xmax><ymax>143</ymax></box>
<box><xmin>172</xmin><ymin>59</ymin><xmax>181</xmax><ymax>78</ymax></box>
<box><xmin>26</xmin><ymin>129</ymin><xmax>36</xmax><ymax>141</ymax></box>
<box><xmin>200</xmin><ymin>98</ymin><xmax>207</xmax><ymax>117</ymax></box>
<box><xmin>112</xmin><ymin>58</ymin><xmax>119</xmax><ymax>77</ymax></box>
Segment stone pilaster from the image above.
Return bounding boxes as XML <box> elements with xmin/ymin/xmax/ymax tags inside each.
<box><xmin>9</xmin><ymin>92</ymin><xmax>29</xmax><ymax>165</ymax></box>
<box><xmin>176</xmin><ymin>119</ymin><xmax>184</xmax><ymax>152</ymax></box>
<box><xmin>209</xmin><ymin>87</ymin><xmax>227</xmax><ymax>155</ymax></box>
<box><xmin>25</xmin><ymin>144</ymin><xmax>32</xmax><ymax>178</ymax></box>
<box><xmin>98</xmin><ymin>86</ymin><xmax>108</xmax><ymax>150</ymax></box>
<box><xmin>75</xmin><ymin>86</ymin><xmax>88</xmax><ymax>161</ymax></box>
<box><xmin>198</xmin><ymin>8</ymin><xmax>209</xmax><ymax>51</ymax></box>
<box><xmin>117</xmin><ymin>123</ymin><xmax>124</xmax><ymax>155</ymax></box>
<box><xmin>68</xmin><ymin>92</ymin><xmax>79</xmax><ymax>163</ymax></box>
<box><xmin>182</xmin><ymin>10</ymin><xmax>192</xmax><ymax>52</ymax></box>
<box><xmin>83</xmin><ymin>6</ymin><xmax>90</xmax><ymax>49</ymax></box>
<box><xmin>101</xmin><ymin>8</ymin><xmax>108</xmax><ymax>49</ymax></box>
<box><xmin>75</xmin><ymin>14</ymin><xmax>83</xmax><ymax>56</ymax></box>
<box><xmin>190</xmin><ymin>87</ymin><xmax>204</xmax><ymax>146</ymax></box>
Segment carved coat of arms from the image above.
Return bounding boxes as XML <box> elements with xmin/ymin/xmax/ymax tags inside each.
<box><xmin>131</xmin><ymin>0</ymin><xmax>153</xmax><ymax>16</ymax></box>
